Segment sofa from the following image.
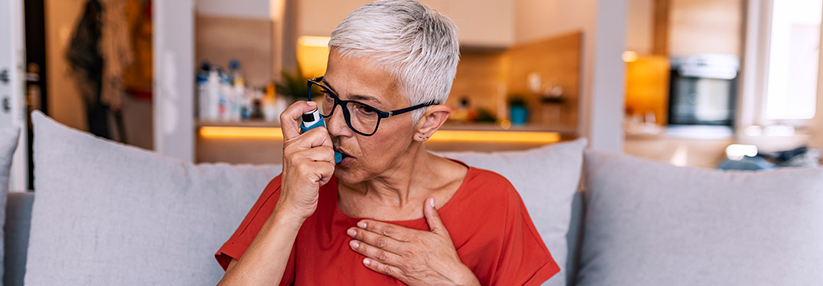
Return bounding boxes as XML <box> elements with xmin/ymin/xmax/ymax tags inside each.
<box><xmin>1</xmin><ymin>111</ymin><xmax>822</xmax><ymax>286</ymax></box>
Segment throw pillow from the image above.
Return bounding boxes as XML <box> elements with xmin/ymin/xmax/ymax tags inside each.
<box><xmin>439</xmin><ymin>138</ymin><xmax>587</xmax><ymax>286</ymax></box>
<box><xmin>578</xmin><ymin>150</ymin><xmax>823</xmax><ymax>286</ymax></box>
<box><xmin>25</xmin><ymin>111</ymin><xmax>281</xmax><ymax>285</ymax></box>
<box><xmin>0</xmin><ymin>125</ymin><xmax>21</xmax><ymax>281</ymax></box>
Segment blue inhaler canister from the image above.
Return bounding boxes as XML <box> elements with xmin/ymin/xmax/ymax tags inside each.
<box><xmin>300</xmin><ymin>109</ymin><xmax>343</xmax><ymax>164</ymax></box>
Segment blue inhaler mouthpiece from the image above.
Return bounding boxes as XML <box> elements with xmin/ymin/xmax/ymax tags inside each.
<box><xmin>300</xmin><ymin>109</ymin><xmax>343</xmax><ymax>164</ymax></box>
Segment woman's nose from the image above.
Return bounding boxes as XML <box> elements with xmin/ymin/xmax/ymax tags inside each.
<box><xmin>325</xmin><ymin>104</ymin><xmax>351</xmax><ymax>137</ymax></box>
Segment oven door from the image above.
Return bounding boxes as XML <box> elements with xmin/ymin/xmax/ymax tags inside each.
<box><xmin>668</xmin><ymin>71</ymin><xmax>736</xmax><ymax>126</ymax></box>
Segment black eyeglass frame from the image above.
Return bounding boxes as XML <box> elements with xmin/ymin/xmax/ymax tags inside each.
<box><xmin>307</xmin><ymin>76</ymin><xmax>437</xmax><ymax>136</ymax></box>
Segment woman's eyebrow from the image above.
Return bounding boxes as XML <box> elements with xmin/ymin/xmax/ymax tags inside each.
<box><xmin>349</xmin><ymin>94</ymin><xmax>383</xmax><ymax>105</ymax></box>
<box><xmin>321</xmin><ymin>79</ymin><xmax>384</xmax><ymax>106</ymax></box>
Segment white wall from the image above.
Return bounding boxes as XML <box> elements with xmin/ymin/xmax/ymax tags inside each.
<box><xmin>814</xmin><ymin>5</ymin><xmax>823</xmax><ymax>150</ymax></box>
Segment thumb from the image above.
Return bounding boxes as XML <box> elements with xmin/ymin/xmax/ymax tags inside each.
<box><xmin>424</xmin><ymin>198</ymin><xmax>447</xmax><ymax>235</ymax></box>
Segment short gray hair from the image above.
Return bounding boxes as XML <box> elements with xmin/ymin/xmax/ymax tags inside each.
<box><xmin>329</xmin><ymin>0</ymin><xmax>460</xmax><ymax>121</ymax></box>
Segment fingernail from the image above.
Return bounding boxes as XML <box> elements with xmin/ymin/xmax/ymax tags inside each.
<box><xmin>350</xmin><ymin>240</ymin><xmax>359</xmax><ymax>249</ymax></box>
<box><xmin>358</xmin><ymin>221</ymin><xmax>367</xmax><ymax>228</ymax></box>
<box><xmin>429</xmin><ymin>198</ymin><xmax>435</xmax><ymax>208</ymax></box>
<box><xmin>363</xmin><ymin>258</ymin><xmax>371</xmax><ymax>266</ymax></box>
<box><xmin>347</xmin><ymin>229</ymin><xmax>357</xmax><ymax>237</ymax></box>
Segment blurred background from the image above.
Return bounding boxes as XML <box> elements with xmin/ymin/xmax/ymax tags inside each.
<box><xmin>2</xmin><ymin>0</ymin><xmax>822</xmax><ymax>190</ymax></box>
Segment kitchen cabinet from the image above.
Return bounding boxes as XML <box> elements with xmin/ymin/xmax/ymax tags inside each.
<box><xmin>298</xmin><ymin>0</ymin><xmax>514</xmax><ymax>48</ymax></box>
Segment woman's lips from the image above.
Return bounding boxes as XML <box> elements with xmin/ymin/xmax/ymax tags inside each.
<box><xmin>338</xmin><ymin>156</ymin><xmax>355</xmax><ymax>167</ymax></box>
<box><xmin>334</xmin><ymin>147</ymin><xmax>355</xmax><ymax>167</ymax></box>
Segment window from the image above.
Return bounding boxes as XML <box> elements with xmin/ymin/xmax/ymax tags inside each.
<box><xmin>764</xmin><ymin>0</ymin><xmax>822</xmax><ymax>120</ymax></box>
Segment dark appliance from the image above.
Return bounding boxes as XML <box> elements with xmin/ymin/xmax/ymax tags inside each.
<box><xmin>668</xmin><ymin>54</ymin><xmax>739</xmax><ymax>126</ymax></box>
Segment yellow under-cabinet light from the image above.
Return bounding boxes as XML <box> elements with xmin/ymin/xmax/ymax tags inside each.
<box><xmin>200</xmin><ymin>127</ymin><xmax>283</xmax><ymax>139</ymax></box>
<box><xmin>429</xmin><ymin>130</ymin><xmax>561</xmax><ymax>143</ymax></box>
<box><xmin>200</xmin><ymin>127</ymin><xmax>561</xmax><ymax>144</ymax></box>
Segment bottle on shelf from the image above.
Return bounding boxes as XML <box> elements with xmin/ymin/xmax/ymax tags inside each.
<box><xmin>206</xmin><ymin>65</ymin><xmax>221</xmax><ymax>121</ymax></box>
<box><xmin>196</xmin><ymin>62</ymin><xmax>210</xmax><ymax>120</ymax></box>
<box><xmin>219</xmin><ymin>67</ymin><xmax>232</xmax><ymax>121</ymax></box>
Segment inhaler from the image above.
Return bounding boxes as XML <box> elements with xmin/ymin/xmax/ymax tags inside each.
<box><xmin>300</xmin><ymin>109</ymin><xmax>343</xmax><ymax>164</ymax></box>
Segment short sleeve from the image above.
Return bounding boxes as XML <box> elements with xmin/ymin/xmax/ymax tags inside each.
<box><xmin>214</xmin><ymin>175</ymin><xmax>296</xmax><ymax>285</ymax></box>
<box><xmin>493</xmin><ymin>185</ymin><xmax>561</xmax><ymax>285</ymax></box>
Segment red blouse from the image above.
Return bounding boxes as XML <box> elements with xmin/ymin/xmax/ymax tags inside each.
<box><xmin>215</xmin><ymin>165</ymin><xmax>560</xmax><ymax>285</ymax></box>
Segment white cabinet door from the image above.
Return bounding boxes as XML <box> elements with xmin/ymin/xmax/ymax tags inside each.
<box><xmin>0</xmin><ymin>0</ymin><xmax>28</xmax><ymax>191</ymax></box>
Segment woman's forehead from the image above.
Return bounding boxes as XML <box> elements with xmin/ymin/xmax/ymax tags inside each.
<box><xmin>324</xmin><ymin>52</ymin><xmax>406</xmax><ymax>106</ymax></box>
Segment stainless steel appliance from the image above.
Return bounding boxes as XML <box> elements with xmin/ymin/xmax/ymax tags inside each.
<box><xmin>668</xmin><ymin>54</ymin><xmax>739</xmax><ymax>126</ymax></box>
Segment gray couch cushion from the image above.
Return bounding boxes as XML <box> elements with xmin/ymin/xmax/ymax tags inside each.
<box><xmin>578</xmin><ymin>150</ymin><xmax>823</xmax><ymax>286</ymax></box>
<box><xmin>0</xmin><ymin>126</ymin><xmax>20</xmax><ymax>281</ymax></box>
<box><xmin>25</xmin><ymin>111</ymin><xmax>281</xmax><ymax>285</ymax></box>
<box><xmin>439</xmin><ymin>138</ymin><xmax>587</xmax><ymax>286</ymax></box>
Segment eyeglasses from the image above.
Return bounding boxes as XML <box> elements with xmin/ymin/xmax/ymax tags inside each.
<box><xmin>307</xmin><ymin>76</ymin><xmax>437</xmax><ymax>136</ymax></box>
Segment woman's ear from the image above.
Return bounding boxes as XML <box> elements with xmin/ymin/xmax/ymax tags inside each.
<box><xmin>414</xmin><ymin>105</ymin><xmax>451</xmax><ymax>141</ymax></box>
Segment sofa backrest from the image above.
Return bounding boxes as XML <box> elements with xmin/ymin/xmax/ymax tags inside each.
<box><xmin>5</xmin><ymin>190</ymin><xmax>588</xmax><ymax>286</ymax></box>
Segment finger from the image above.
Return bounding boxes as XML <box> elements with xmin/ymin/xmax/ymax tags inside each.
<box><xmin>424</xmin><ymin>198</ymin><xmax>447</xmax><ymax>235</ymax></box>
<box><xmin>356</xmin><ymin>220</ymin><xmax>410</xmax><ymax>242</ymax></box>
<box><xmin>315</xmin><ymin>161</ymin><xmax>335</xmax><ymax>186</ymax></box>
<box><xmin>291</xmin><ymin>144</ymin><xmax>335</xmax><ymax>164</ymax></box>
<box><xmin>347</xmin><ymin>227</ymin><xmax>404</xmax><ymax>254</ymax></box>
<box><xmin>362</xmin><ymin>258</ymin><xmax>407</xmax><ymax>282</ymax></box>
<box><xmin>299</xmin><ymin>127</ymin><xmax>334</xmax><ymax>149</ymax></box>
<box><xmin>293</xmin><ymin>160</ymin><xmax>335</xmax><ymax>186</ymax></box>
<box><xmin>349</xmin><ymin>239</ymin><xmax>404</xmax><ymax>267</ymax></box>
<box><xmin>283</xmin><ymin>127</ymin><xmax>334</xmax><ymax>164</ymax></box>
<box><xmin>280</xmin><ymin>101</ymin><xmax>319</xmax><ymax>141</ymax></box>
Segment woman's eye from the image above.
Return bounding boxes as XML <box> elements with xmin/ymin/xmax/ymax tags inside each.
<box><xmin>354</xmin><ymin>103</ymin><xmax>377</xmax><ymax>115</ymax></box>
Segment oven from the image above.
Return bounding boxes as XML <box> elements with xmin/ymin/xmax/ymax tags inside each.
<box><xmin>667</xmin><ymin>54</ymin><xmax>739</xmax><ymax>126</ymax></box>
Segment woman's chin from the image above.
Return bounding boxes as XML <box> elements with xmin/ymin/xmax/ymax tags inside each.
<box><xmin>333</xmin><ymin>167</ymin><xmax>359</xmax><ymax>184</ymax></box>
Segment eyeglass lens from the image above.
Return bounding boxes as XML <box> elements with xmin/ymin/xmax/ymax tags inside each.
<box><xmin>319</xmin><ymin>89</ymin><xmax>381</xmax><ymax>135</ymax></box>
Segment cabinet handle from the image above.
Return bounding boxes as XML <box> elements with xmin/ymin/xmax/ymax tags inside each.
<box><xmin>0</xmin><ymin>69</ymin><xmax>8</xmax><ymax>84</ymax></box>
<box><xmin>2</xmin><ymin>97</ymin><xmax>9</xmax><ymax>113</ymax></box>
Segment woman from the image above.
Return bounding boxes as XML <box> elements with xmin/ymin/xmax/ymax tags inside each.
<box><xmin>215</xmin><ymin>0</ymin><xmax>560</xmax><ymax>285</ymax></box>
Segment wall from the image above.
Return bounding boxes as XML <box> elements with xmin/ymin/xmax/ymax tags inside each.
<box><xmin>669</xmin><ymin>0</ymin><xmax>743</xmax><ymax>57</ymax></box>
<box><xmin>813</xmin><ymin>10</ymin><xmax>823</xmax><ymax>151</ymax></box>
<box><xmin>196</xmin><ymin>0</ymin><xmax>273</xmax><ymax>19</ymax></box>
<box><xmin>297</xmin><ymin>0</ymin><xmax>513</xmax><ymax>47</ymax></box>
<box><xmin>45</xmin><ymin>0</ymin><xmax>88</xmax><ymax>131</ymax></box>
<box><xmin>514</xmin><ymin>0</ymin><xmax>596</xmax><ymax>44</ymax></box>
<box><xmin>625</xmin><ymin>0</ymin><xmax>654</xmax><ymax>54</ymax></box>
